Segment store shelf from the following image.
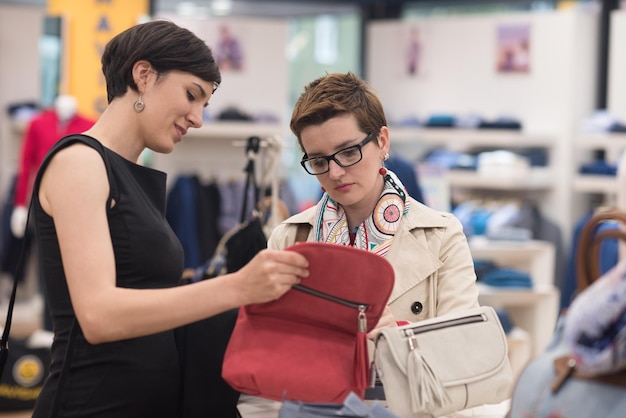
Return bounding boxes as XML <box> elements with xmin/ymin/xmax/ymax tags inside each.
<box><xmin>390</xmin><ymin>127</ymin><xmax>556</xmax><ymax>149</ymax></box>
<box><xmin>183</xmin><ymin>121</ymin><xmax>286</xmax><ymax>141</ymax></box>
<box><xmin>469</xmin><ymin>239</ymin><xmax>559</xmax><ymax>356</ymax></box>
<box><xmin>478</xmin><ymin>283</ymin><xmax>558</xmax><ymax>306</ymax></box>
<box><xmin>506</xmin><ymin>327</ymin><xmax>532</xmax><ymax>380</ymax></box>
<box><xmin>388</xmin><ymin>129</ymin><xmax>560</xmax><ymax>358</ymax></box>
<box><xmin>470</xmin><ymin>239</ymin><xmax>555</xmax><ymax>286</ymax></box>
<box><xmin>152</xmin><ymin>121</ymin><xmax>286</xmax><ymax>190</ymax></box>
<box><xmin>447</xmin><ymin>168</ymin><xmax>553</xmax><ymax>191</ymax></box>
<box><xmin>573</xmin><ymin>174</ymin><xmax>618</xmax><ymax>194</ymax></box>
<box><xmin>577</xmin><ymin>132</ymin><xmax>626</xmax><ymax>155</ymax></box>
<box><xmin>574</xmin><ymin>133</ymin><xmax>626</xmax><ymax>196</ymax></box>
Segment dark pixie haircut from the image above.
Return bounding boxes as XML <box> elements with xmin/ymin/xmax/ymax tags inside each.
<box><xmin>101</xmin><ymin>19</ymin><xmax>222</xmax><ymax>103</ymax></box>
<box><xmin>290</xmin><ymin>72</ymin><xmax>387</xmax><ymax>151</ymax></box>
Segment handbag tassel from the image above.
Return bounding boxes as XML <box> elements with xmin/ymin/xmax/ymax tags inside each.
<box><xmin>354</xmin><ymin>306</ymin><xmax>370</xmax><ymax>391</ymax></box>
<box><xmin>407</xmin><ymin>336</ymin><xmax>450</xmax><ymax>413</ymax></box>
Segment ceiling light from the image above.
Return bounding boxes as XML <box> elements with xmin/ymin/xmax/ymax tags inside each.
<box><xmin>212</xmin><ymin>0</ymin><xmax>233</xmax><ymax>16</ymax></box>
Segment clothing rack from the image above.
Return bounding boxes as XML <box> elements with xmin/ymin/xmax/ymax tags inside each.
<box><xmin>152</xmin><ymin>125</ymin><xmax>286</xmax><ymax>234</ymax></box>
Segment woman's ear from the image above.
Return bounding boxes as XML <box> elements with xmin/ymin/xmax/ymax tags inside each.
<box><xmin>132</xmin><ymin>60</ymin><xmax>153</xmax><ymax>92</ymax></box>
<box><xmin>378</xmin><ymin>126</ymin><xmax>391</xmax><ymax>157</ymax></box>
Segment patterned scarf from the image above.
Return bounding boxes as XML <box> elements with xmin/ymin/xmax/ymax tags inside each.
<box><xmin>313</xmin><ymin>170</ymin><xmax>409</xmax><ymax>257</ymax></box>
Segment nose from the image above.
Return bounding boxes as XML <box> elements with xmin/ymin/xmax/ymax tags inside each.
<box><xmin>327</xmin><ymin>159</ymin><xmax>345</xmax><ymax>179</ymax></box>
<box><xmin>188</xmin><ymin>105</ymin><xmax>204</xmax><ymax>128</ymax></box>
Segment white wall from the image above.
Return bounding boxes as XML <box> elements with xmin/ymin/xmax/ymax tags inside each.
<box><xmin>608</xmin><ymin>10</ymin><xmax>626</xmax><ymax>121</ymax></box>
<box><xmin>157</xmin><ymin>14</ymin><xmax>290</xmax><ymax>123</ymax></box>
<box><xmin>366</xmin><ymin>9</ymin><xmax>600</xmax><ymax>244</ymax></box>
<box><xmin>0</xmin><ymin>5</ymin><xmax>45</xmax><ymax>208</ymax></box>
<box><xmin>151</xmin><ymin>14</ymin><xmax>292</xmax><ymax>186</ymax></box>
<box><xmin>367</xmin><ymin>10</ymin><xmax>597</xmax><ymax>134</ymax></box>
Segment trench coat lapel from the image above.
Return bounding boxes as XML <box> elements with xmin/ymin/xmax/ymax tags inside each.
<box><xmin>384</xmin><ymin>205</ymin><xmax>446</xmax><ymax>303</ymax></box>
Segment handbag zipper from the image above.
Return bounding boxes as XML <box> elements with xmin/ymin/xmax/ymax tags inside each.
<box><xmin>292</xmin><ymin>284</ymin><xmax>368</xmax><ymax>312</ymax></box>
<box><xmin>402</xmin><ymin>313</ymin><xmax>487</xmax><ymax>338</ymax></box>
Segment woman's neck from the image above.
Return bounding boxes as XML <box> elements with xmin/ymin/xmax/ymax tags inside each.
<box><xmin>345</xmin><ymin>177</ymin><xmax>386</xmax><ymax>230</ymax></box>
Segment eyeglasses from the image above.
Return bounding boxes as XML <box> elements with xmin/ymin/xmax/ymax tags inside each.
<box><xmin>300</xmin><ymin>132</ymin><xmax>377</xmax><ymax>175</ymax></box>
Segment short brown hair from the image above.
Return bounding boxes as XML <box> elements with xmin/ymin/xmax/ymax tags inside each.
<box><xmin>290</xmin><ymin>72</ymin><xmax>387</xmax><ymax>150</ymax></box>
<box><xmin>101</xmin><ymin>19</ymin><xmax>221</xmax><ymax>103</ymax></box>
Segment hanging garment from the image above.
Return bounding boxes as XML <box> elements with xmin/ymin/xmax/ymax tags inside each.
<box><xmin>15</xmin><ymin>109</ymin><xmax>95</xmax><ymax>206</ymax></box>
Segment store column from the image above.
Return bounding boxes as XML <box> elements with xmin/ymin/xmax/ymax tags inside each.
<box><xmin>46</xmin><ymin>0</ymin><xmax>148</xmax><ymax>120</ymax></box>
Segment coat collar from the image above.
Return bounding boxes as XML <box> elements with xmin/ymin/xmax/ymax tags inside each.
<box><xmin>283</xmin><ymin>199</ymin><xmax>446</xmax><ymax>303</ymax></box>
<box><xmin>386</xmin><ymin>201</ymin><xmax>445</xmax><ymax>301</ymax></box>
<box><xmin>283</xmin><ymin>198</ymin><xmax>449</xmax><ymax>228</ymax></box>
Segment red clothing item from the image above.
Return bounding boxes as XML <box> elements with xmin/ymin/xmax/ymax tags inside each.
<box><xmin>14</xmin><ymin>110</ymin><xmax>95</xmax><ymax>206</ymax></box>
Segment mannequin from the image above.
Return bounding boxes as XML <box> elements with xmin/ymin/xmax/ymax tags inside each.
<box><xmin>11</xmin><ymin>94</ymin><xmax>95</xmax><ymax>237</ymax></box>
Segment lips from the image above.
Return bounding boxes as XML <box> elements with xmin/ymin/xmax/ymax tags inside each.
<box><xmin>176</xmin><ymin>125</ymin><xmax>187</xmax><ymax>136</ymax></box>
<box><xmin>334</xmin><ymin>183</ymin><xmax>353</xmax><ymax>192</ymax></box>
<box><xmin>174</xmin><ymin>124</ymin><xmax>187</xmax><ymax>141</ymax></box>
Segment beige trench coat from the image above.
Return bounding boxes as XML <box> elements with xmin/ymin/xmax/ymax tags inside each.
<box><xmin>267</xmin><ymin>196</ymin><xmax>480</xmax><ymax>322</ymax></box>
<box><xmin>240</xmin><ymin>198</ymin><xmax>484</xmax><ymax>414</ymax></box>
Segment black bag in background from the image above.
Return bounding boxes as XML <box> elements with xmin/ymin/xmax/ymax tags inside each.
<box><xmin>175</xmin><ymin>136</ymin><xmax>268</xmax><ymax>418</ymax></box>
<box><xmin>0</xmin><ymin>333</ymin><xmax>51</xmax><ymax>411</ymax></box>
<box><xmin>224</xmin><ymin>216</ymin><xmax>267</xmax><ymax>273</ymax></box>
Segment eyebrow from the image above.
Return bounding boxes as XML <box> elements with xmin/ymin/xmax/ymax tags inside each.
<box><xmin>307</xmin><ymin>137</ymin><xmax>362</xmax><ymax>157</ymax></box>
<box><xmin>193</xmin><ymin>82</ymin><xmax>208</xmax><ymax>98</ymax></box>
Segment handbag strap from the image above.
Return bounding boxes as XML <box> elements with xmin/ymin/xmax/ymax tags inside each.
<box><xmin>553</xmin><ymin>355</ymin><xmax>626</xmax><ymax>393</ymax></box>
<box><xmin>575</xmin><ymin>209</ymin><xmax>626</xmax><ymax>293</ymax></box>
<box><xmin>553</xmin><ymin>208</ymin><xmax>626</xmax><ymax>393</ymax></box>
<box><xmin>240</xmin><ymin>136</ymin><xmax>261</xmax><ymax>224</ymax></box>
<box><xmin>295</xmin><ymin>223</ymin><xmax>311</xmax><ymax>243</ymax></box>
<box><xmin>0</xmin><ymin>198</ymin><xmax>34</xmax><ymax>364</ymax></box>
<box><xmin>0</xmin><ymin>134</ymin><xmax>113</xmax><ymax>375</ymax></box>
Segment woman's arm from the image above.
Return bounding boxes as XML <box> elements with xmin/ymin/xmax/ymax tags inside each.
<box><xmin>39</xmin><ymin>144</ymin><xmax>308</xmax><ymax>344</ymax></box>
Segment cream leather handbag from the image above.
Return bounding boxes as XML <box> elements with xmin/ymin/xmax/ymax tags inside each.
<box><xmin>374</xmin><ymin>306</ymin><xmax>513</xmax><ymax>417</ymax></box>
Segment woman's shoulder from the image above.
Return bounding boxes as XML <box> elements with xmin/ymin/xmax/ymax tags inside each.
<box><xmin>42</xmin><ymin>137</ymin><xmax>104</xmax><ymax>174</ymax></box>
<box><xmin>404</xmin><ymin>197</ymin><xmax>460</xmax><ymax>229</ymax></box>
<box><xmin>283</xmin><ymin>205</ymin><xmax>317</xmax><ymax>224</ymax></box>
<box><xmin>267</xmin><ymin>205</ymin><xmax>317</xmax><ymax>249</ymax></box>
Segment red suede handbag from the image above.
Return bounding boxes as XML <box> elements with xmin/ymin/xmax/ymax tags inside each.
<box><xmin>222</xmin><ymin>242</ymin><xmax>395</xmax><ymax>403</ymax></box>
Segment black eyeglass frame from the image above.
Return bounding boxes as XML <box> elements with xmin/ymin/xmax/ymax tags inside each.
<box><xmin>300</xmin><ymin>132</ymin><xmax>378</xmax><ymax>175</ymax></box>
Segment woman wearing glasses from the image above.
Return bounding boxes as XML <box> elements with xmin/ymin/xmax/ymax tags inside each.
<box><xmin>268</xmin><ymin>71</ymin><xmax>479</xmax><ymax>335</ymax></box>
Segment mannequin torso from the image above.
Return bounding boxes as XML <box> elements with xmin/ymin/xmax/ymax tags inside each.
<box><xmin>11</xmin><ymin>95</ymin><xmax>95</xmax><ymax>237</ymax></box>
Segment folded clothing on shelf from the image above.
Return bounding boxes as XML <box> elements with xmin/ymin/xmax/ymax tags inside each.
<box><xmin>425</xmin><ymin>114</ymin><xmax>456</xmax><ymax>128</ymax></box>
<box><xmin>422</xmin><ymin>113</ymin><xmax>523</xmax><ymax>130</ymax></box>
<box><xmin>476</xmin><ymin>150</ymin><xmax>530</xmax><ymax>177</ymax></box>
<box><xmin>477</xmin><ymin>118</ymin><xmax>522</xmax><ymax>130</ymax></box>
<box><xmin>578</xmin><ymin>160</ymin><xmax>617</xmax><ymax>176</ymax></box>
<box><xmin>474</xmin><ymin>259</ymin><xmax>533</xmax><ymax>288</ymax></box>
<box><xmin>423</xmin><ymin>148</ymin><xmax>477</xmax><ymax>170</ymax></box>
<box><xmin>481</xmin><ymin>267</ymin><xmax>533</xmax><ymax>288</ymax></box>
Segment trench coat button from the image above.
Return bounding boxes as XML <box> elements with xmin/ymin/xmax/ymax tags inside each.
<box><xmin>411</xmin><ymin>301</ymin><xmax>423</xmax><ymax>314</ymax></box>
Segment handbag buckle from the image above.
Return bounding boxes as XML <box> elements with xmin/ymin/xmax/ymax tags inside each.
<box><xmin>408</xmin><ymin>335</ymin><xmax>418</xmax><ymax>351</ymax></box>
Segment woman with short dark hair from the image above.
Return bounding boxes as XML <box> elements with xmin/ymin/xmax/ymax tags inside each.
<box><xmin>31</xmin><ymin>20</ymin><xmax>308</xmax><ymax>417</ymax></box>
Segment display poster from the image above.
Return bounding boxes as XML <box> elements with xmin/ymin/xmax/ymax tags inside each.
<box><xmin>47</xmin><ymin>0</ymin><xmax>148</xmax><ymax>119</ymax></box>
<box><xmin>158</xmin><ymin>14</ymin><xmax>288</xmax><ymax>122</ymax></box>
<box><xmin>496</xmin><ymin>23</ymin><xmax>531</xmax><ymax>74</ymax></box>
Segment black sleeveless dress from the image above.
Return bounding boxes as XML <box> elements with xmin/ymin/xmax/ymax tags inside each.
<box><xmin>31</xmin><ymin>135</ymin><xmax>185</xmax><ymax>417</ymax></box>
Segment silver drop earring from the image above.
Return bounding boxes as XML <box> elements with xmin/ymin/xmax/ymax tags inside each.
<box><xmin>384</xmin><ymin>153</ymin><xmax>390</xmax><ymax>161</ymax></box>
<box><xmin>133</xmin><ymin>96</ymin><xmax>145</xmax><ymax>113</ymax></box>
